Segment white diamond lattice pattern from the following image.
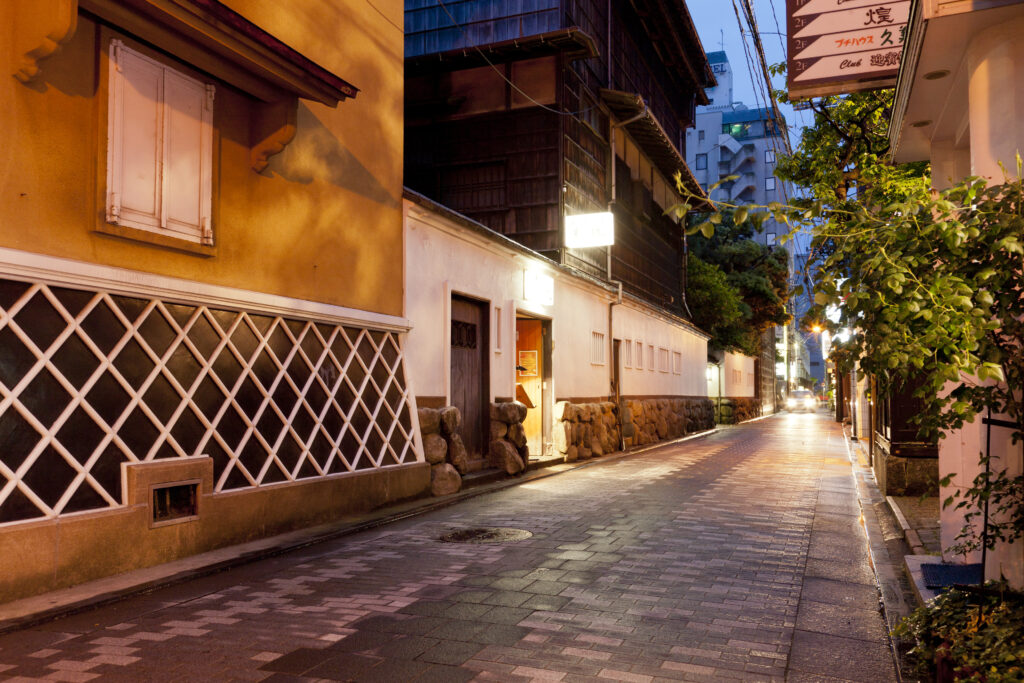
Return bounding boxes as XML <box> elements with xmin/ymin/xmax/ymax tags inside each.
<box><xmin>0</xmin><ymin>279</ymin><xmax>416</xmax><ymax>525</ymax></box>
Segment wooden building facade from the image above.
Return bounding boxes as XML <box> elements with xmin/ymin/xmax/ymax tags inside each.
<box><xmin>404</xmin><ymin>0</ymin><xmax>714</xmax><ymax>315</ymax></box>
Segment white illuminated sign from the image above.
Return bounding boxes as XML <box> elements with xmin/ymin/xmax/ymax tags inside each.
<box><xmin>524</xmin><ymin>270</ymin><xmax>554</xmax><ymax>306</ymax></box>
<box><xmin>565</xmin><ymin>212</ymin><xmax>614</xmax><ymax>248</ymax></box>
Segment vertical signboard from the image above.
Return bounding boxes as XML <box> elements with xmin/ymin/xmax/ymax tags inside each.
<box><xmin>787</xmin><ymin>0</ymin><xmax>911</xmax><ymax>99</ymax></box>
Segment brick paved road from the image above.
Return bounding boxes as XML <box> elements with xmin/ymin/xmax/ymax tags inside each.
<box><xmin>0</xmin><ymin>412</ymin><xmax>897</xmax><ymax>682</ymax></box>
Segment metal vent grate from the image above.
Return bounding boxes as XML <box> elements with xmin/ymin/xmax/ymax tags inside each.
<box><xmin>0</xmin><ymin>278</ymin><xmax>415</xmax><ymax>525</ymax></box>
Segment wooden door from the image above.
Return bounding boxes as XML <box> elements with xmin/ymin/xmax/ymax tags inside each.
<box><xmin>450</xmin><ymin>295</ymin><xmax>488</xmax><ymax>460</ymax></box>
<box><xmin>516</xmin><ymin>318</ymin><xmax>543</xmax><ymax>457</ymax></box>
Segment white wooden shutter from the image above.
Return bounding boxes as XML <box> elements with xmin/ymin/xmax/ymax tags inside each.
<box><xmin>107</xmin><ymin>40</ymin><xmax>213</xmax><ymax>244</ymax></box>
<box><xmin>163</xmin><ymin>71</ymin><xmax>213</xmax><ymax>242</ymax></box>
<box><xmin>108</xmin><ymin>40</ymin><xmax>162</xmax><ymax>230</ymax></box>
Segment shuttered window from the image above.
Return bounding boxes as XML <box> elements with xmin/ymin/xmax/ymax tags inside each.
<box><xmin>591</xmin><ymin>331</ymin><xmax>606</xmax><ymax>365</ymax></box>
<box><xmin>107</xmin><ymin>40</ymin><xmax>214</xmax><ymax>245</ymax></box>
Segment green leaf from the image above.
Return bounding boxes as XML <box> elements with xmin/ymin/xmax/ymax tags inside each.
<box><xmin>699</xmin><ymin>222</ymin><xmax>714</xmax><ymax>239</ymax></box>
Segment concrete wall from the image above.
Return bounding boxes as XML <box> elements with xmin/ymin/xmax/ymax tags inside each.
<box><xmin>2</xmin><ymin>461</ymin><xmax>428</xmax><ymax>602</ymax></box>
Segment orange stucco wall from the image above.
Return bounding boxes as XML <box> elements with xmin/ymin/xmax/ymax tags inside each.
<box><xmin>1</xmin><ymin>0</ymin><xmax>404</xmax><ymax>316</ymax></box>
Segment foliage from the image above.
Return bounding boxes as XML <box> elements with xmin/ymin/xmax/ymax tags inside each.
<box><xmin>771</xmin><ymin>82</ymin><xmax>928</xmax><ymax>210</ymax></box>
<box><xmin>894</xmin><ymin>582</ymin><xmax>1024</xmax><ymax>681</ymax></box>
<box><xmin>676</xmin><ymin>198</ymin><xmax>791</xmax><ymax>355</ymax></box>
<box><xmin>684</xmin><ymin>254</ymin><xmax>755</xmax><ymax>354</ymax></box>
<box><xmin>688</xmin><ymin>211</ymin><xmax>791</xmax><ymax>341</ymax></box>
<box><xmin>810</xmin><ymin>175</ymin><xmax>1024</xmax><ymax>554</ymax></box>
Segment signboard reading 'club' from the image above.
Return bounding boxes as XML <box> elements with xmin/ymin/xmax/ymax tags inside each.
<box><xmin>787</xmin><ymin>0</ymin><xmax>910</xmax><ymax>99</ymax></box>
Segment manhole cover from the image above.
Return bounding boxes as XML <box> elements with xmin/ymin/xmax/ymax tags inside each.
<box><xmin>439</xmin><ymin>527</ymin><xmax>533</xmax><ymax>544</ymax></box>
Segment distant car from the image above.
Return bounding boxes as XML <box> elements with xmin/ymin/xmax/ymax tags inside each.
<box><xmin>786</xmin><ymin>390</ymin><xmax>818</xmax><ymax>412</ymax></box>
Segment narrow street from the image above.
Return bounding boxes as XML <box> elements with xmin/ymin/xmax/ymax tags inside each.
<box><xmin>0</xmin><ymin>413</ymin><xmax>897</xmax><ymax>683</ymax></box>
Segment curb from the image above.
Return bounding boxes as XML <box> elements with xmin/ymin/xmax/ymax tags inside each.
<box><xmin>0</xmin><ymin>427</ymin><xmax>719</xmax><ymax>635</ymax></box>
<box><xmin>841</xmin><ymin>425</ymin><xmax>914</xmax><ymax>682</ymax></box>
<box><xmin>885</xmin><ymin>495</ymin><xmax>928</xmax><ymax>556</ymax></box>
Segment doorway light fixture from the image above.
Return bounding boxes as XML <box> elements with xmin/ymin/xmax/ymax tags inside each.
<box><xmin>524</xmin><ymin>269</ymin><xmax>554</xmax><ymax>306</ymax></box>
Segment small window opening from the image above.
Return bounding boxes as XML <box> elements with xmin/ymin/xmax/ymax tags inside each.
<box><xmin>152</xmin><ymin>482</ymin><xmax>198</xmax><ymax>524</ymax></box>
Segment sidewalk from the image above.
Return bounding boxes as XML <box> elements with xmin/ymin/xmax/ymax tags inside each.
<box><xmin>842</xmin><ymin>424</ymin><xmax>922</xmax><ymax>680</ymax></box>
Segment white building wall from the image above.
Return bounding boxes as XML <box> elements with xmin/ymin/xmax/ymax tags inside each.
<box><xmin>722</xmin><ymin>352</ymin><xmax>756</xmax><ymax>398</ymax></box>
<box><xmin>613</xmin><ymin>303</ymin><xmax>708</xmax><ymax>399</ymax></box>
<box><xmin>551</xmin><ymin>278</ymin><xmax>612</xmax><ymax>400</ymax></box>
<box><xmin>403</xmin><ymin>198</ymin><xmax>710</xmax><ymax>405</ymax></box>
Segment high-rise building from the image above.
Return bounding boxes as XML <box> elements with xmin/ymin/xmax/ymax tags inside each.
<box><xmin>685</xmin><ymin>52</ymin><xmax>791</xmax><ymax>249</ymax></box>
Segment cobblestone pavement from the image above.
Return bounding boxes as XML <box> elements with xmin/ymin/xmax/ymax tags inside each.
<box><xmin>0</xmin><ymin>412</ymin><xmax>897</xmax><ymax>682</ymax></box>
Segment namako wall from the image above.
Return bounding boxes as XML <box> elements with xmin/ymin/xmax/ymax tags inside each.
<box><xmin>0</xmin><ymin>0</ymin><xmax>422</xmax><ymax>604</ymax></box>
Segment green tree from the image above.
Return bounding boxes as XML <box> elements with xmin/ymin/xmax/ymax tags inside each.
<box><xmin>689</xmin><ymin>214</ymin><xmax>790</xmax><ymax>341</ymax></box>
<box><xmin>684</xmin><ymin>254</ymin><xmax>752</xmax><ymax>354</ymax></box>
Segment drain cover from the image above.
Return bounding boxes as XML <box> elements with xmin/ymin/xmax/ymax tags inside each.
<box><xmin>439</xmin><ymin>527</ymin><xmax>533</xmax><ymax>544</ymax></box>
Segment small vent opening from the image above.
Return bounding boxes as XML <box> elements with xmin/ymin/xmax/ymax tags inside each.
<box><xmin>152</xmin><ymin>482</ymin><xmax>198</xmax><ymax>525</ymax></box>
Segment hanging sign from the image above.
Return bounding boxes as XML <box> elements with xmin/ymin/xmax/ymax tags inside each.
<box><xmin>787</xmin><ymin>0</ymin><xmax>910</xmax><ymax>99</ymax></box>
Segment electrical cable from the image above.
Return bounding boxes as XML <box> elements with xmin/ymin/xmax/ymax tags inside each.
<box><xmin>366</xmin><ymin>0</ymin><xmax>403</xmax><ymax>33</ymax></box>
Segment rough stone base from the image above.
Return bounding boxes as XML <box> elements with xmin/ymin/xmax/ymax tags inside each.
<box><xmin>554</xmin><ymin>401</ymin><xmax>620</xmax><ymax>461</ymax></box>
<box><xmin>715</xmin><ymin>397</ymin><xmax>761</xmax><ymax>425</ymax></box>
<box><xmin>619</xmin><ymin>397</ymin><xmax>714</xmax><ymax>450</ymax></box>
<box><xmin>875</xmin><ymin>452</ymin><xmax>939</xmax><ymax>496</ymax></box>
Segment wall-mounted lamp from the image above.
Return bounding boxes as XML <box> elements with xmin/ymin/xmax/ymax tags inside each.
<box><xmin>524</xmin><ymin>269</ymin><xmax>554</xmax><ymax>306</ymax></box>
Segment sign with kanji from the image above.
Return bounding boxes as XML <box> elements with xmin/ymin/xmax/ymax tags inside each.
<box><xmin>787</xmin><ymin>0</ymin><xmax>910</xmax><ymax>99</ymax></box>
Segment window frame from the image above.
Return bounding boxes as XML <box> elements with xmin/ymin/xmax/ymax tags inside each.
<box><xmin>764</xmin><ymin>176</ymin><xmax>777</xmax><ymax>192</ymax></box>
<box><xmin>591</xmin><ymin>330</ymin><xmax>606</xmax><ymax>366</ymax></box>
<box><xmin>695</xmin><ymin>153</ymin><xmax>707</xmax><ymax>170</ymax></box>
<box><xmin>101</xmin><ymin>35</ymin><xmax>217</xmax><ymax>254</ymax></box>
<box><xmin>765</xmin><ymin>149</ymin><xmax>776</xmax><ymax>164</ymax></box>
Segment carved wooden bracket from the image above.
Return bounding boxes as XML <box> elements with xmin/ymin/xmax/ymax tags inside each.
<box><xmin>250</xmin><ymin>98</ymin><xmax>298</xmax><ymax>173</ymax></box>
<box><xmin>12</xmin><ymin>0</ymin><xmax>80</xmax><ymax>83</ymax></box>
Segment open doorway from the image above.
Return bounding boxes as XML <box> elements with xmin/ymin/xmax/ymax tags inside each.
<box><xmin>515</xmin><ymin>316</ymin><xmax>551</xmax><ymax>459</ymax></box>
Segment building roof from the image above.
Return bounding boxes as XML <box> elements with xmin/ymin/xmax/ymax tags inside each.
<box><xmin>405</xmin><ymin>28</ymin><xmax>598</xmax><ymax>75</ymax></box>
<box><xmin>706</xmin><ymin>50</ymin><xmax>728</xmax><ymax>64</ymax></box>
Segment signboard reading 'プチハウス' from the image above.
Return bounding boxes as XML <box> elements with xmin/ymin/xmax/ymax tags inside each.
<box><xmin>787</xmin><ymin>0</ymin><xmax>910</xmax><ymax>100</ymax></box>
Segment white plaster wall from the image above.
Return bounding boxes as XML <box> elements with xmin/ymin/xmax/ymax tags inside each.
<box><xmin>550</xmin><ymin>278</ymin><xmax>612</xmax><ymax>400</ymax></box>
<box><xmin>404</xmin><ymin>201</ymin><xmax>541</xmax><ymax>403</ymax></box>
<box><xmin>613</xmin><ymin>302</ymin><xmax>709</xmax><ymax>398</ymax></box>
<box><xmin>721</xmin><ymin>352</ymin><xmax>755</xmax><ymax>398</ymax></box>
<box><xmin>403</xmin><ymin>199</ymin><xmax>712</xmax><ymax>406</ymax></box>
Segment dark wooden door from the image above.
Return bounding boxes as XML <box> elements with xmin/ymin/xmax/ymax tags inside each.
<box><xmin>450</xmin><ymin>295</ymin><xmax>489</xmax><ymax>459</ymax></box>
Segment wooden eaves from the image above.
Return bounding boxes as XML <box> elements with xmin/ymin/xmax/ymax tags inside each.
<box><xmin>600</xmin><ymin>89</ymin><xmax>713</xmax><ymax>212</ymax></box>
